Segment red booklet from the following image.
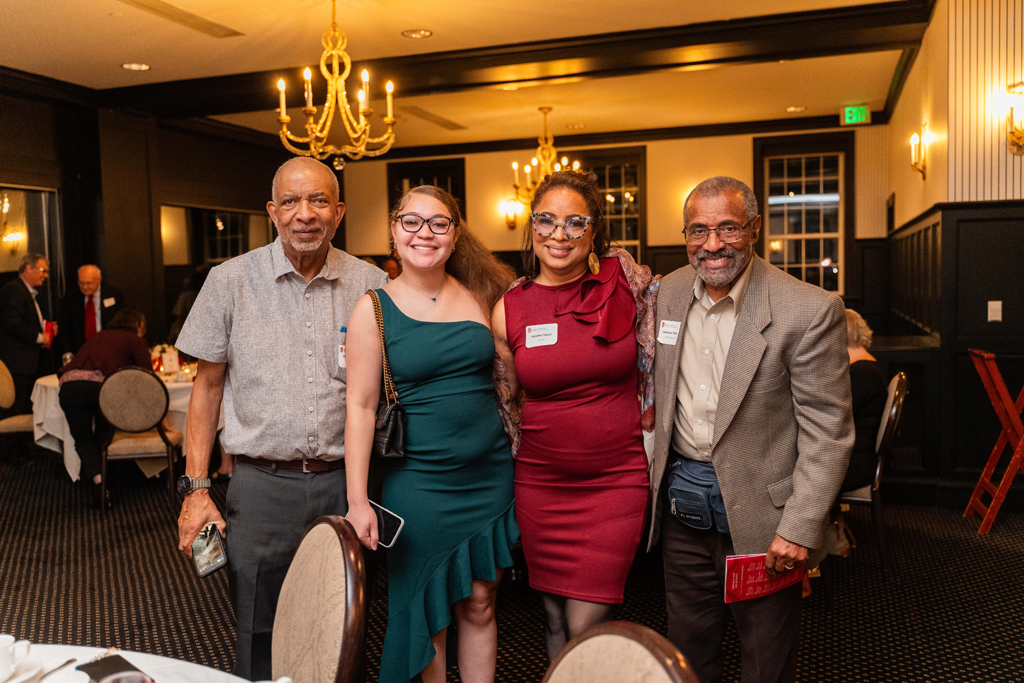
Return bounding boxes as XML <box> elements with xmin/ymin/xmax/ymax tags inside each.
<box><xmin>724</xmin><ymin>553</ymin><xmax>805</xmax><ymax>603</ymax></box>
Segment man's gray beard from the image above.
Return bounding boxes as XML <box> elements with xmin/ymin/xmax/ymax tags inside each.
<box><xmin>283</xmin><ymin>231</ymin><xmax>326</xmax><ymax>253</ymax></box>
<box><xmin>690</xmin><ymin>243</ymin><xmax>753</xmax><ymax>288</ymax></box>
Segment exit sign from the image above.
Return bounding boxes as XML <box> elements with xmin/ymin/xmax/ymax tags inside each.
<box><xmin>842</xmin><ymin>105</ymin><xmax>872</xmax><ymax>125</ymax></box>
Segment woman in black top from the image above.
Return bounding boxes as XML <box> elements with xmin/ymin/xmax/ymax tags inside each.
<box><xmin>58</xmin><ymin>309</ymin><xmax>151</xmax><ymax>509</ymax></box>
<box><xmin>842</xmin><ymin>309</ymin><xmax>888</xmax><ymax>492</ymax></box>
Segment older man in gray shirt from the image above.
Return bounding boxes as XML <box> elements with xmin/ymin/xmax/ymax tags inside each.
<box><xmin>175</xmin><ymin>157</ymin><xmax>387</xmax><ymax>680</ymax></box>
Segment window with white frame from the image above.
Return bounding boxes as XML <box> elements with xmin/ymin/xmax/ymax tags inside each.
<box><xmin>764</xmin><ymin>153</ymin><xmax>844</xmax><ymax>293</ymax></box>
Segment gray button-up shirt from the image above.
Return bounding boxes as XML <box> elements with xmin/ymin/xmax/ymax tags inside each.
<box><xmin>175</xmin><ymin>238</ymin><xmax>388</xmax><ymax>461</ymax></box>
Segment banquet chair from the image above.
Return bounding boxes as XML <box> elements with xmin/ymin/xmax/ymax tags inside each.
<box><xmin>0</xmin><ymin>359</ymin><xmax>36</xmax><ymax>459</ymax></box>
<box><xmin>841</xmin><ymin>371</ymin><xmax>908</xmax><ymax>575</ymax></box>
<box><xmin>98</xmin><ymin>366</ymin><xmax>182</xmax><ymax>511</ymax></box>
<box><xmin>273</xmin><ymin>516</ymin><xmax>366</xmax><ymax>683</ymax></box>
<box><xmin>542</xmin><ymin>621</ymin><xmax>702</xmax><ymax>683</ymax></box>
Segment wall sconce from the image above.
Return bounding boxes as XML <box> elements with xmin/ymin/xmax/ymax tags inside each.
<box><xmin>503</xmin><ymin>199</ymin><xmax>524</xmax><ymax>230</ymax></box>
<box><xmin>909</xmin><ymin>123</ymin><xmax>928</xmax><ymax>179</ymax></box>
<box><xmin>1007</xmin><ymin>82</ymin><xmax>1024</xmax><ymax>155</ymax></box>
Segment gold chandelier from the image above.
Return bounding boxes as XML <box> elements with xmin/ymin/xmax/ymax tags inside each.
<box><xmin>275</xmin><ymin>0</ymin><xmax>396</xmax><ymax>169</ymax></box>
<box><xmin>505</xmin><ymin>107</ymin><xmax>579</xmax><ymax>227</ymax></box>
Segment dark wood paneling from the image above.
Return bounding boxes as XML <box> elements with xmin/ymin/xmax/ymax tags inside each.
<box><xmin>0</xmin><ymin>95</ymin><xmax>60</xmax><ymax>189</ymax></box>
<box><xmin>98</xmin><ymin>110</ymin><xmax>161</xmax><ymax>342</ymax></box>
<box><xmin>157</xmin><ymin>125</ymin><xmax>291</xmax><ymax>212</ymax></box>
<box><xmin>646</xmin><ymin>246</ymin><xmax>690</xmax><ymax>277</ymax></box>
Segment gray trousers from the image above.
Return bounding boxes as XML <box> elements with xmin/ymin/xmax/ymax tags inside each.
<box><xmin>226</xmin><ymin>461</ymin><xmax>349</xmax><ymax>681</ymax></box>
<box><xmin>662</xmin><ymin>499</ymin><xmax>801</xmax><ymax>683</ymax></box>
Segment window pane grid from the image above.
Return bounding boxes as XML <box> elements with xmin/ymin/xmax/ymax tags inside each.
<box><xmin>596</xmin><ymin>162</ymin><xmax>641</xmax><ymax>262</ymax></box>
<box><xmin>764</xmin><ymin>153</ymin><xmax>844</xmax><ymax>294</ymax></box>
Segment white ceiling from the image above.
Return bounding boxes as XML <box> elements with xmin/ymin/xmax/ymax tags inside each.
<box><xmin>213</xmin><ymin>50</ymin><xmax>902</xmax><ymax>147</ymax></box>
<box><xmin>1</xmin><ymin>0</ymin><xmax>896</xmax><ymax>89</ymax></box>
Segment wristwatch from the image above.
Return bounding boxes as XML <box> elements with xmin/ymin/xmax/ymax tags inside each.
<box><xmin>177</xmin><ymin>475</ymin><xmax>212</xmax><ymax>495</ymax></box>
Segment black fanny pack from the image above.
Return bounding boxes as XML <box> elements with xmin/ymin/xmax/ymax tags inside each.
<box><xmin>667</xmin><ymin>456</ymin><xmax>730</xmax><ymax>533</ymax></box>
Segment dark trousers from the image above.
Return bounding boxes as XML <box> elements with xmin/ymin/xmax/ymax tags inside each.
<box><xmin>10</xmin><ymin>371</ymin><xmax>36</xmax><ymax>417</ymax></box>
<box><xmin>226</xmin><ymin>461</ymin><xmax>352</xmax><ymax>681</ymax></box>
<box><xmin>58</xmin><ymin>380</ymin><xmax>108</xmax><ymax>482</ymax></box>
<box><xmin>662</xmin><ymin>501</ymin><xmax>801</xmax><ymax>683</ymax></box>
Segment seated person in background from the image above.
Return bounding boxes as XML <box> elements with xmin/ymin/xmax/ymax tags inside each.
<box><xmin>842</xmin><ymin>309</ymin><xmax>888</xmax><ymax>492</ymax></box>
<box><xmin>382</xmin><ymin>255</ymin><xmax>400</xmax><ymax>279</ymax></box>
<box><xmin>59</xmin><ymin>265</ymin><xmax>125</xmax><ymax>355</ymax></box>
<box><xmin>57</xmin><ymin>309</ymin><xmax>151</xmax><ymax>509</ymax></box>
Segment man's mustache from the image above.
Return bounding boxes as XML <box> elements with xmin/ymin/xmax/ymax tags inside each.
<box><xmin>695</xmin><ymin>249</ymin><xmax>735</xmax><ymax>262</ymax></box>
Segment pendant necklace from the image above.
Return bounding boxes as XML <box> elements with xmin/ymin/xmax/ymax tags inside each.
<box><xmin>407</xmin><ymin>276</ymin><xmax>447</xmax><ymax>303</ymax></box>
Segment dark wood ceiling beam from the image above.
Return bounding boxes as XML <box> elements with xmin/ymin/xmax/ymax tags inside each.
<box><xmin>98</xmin><ymin>0</ymin><xmax>932</xmax><ymax>118</ymax></box>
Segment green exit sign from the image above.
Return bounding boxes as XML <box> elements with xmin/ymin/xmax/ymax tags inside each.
<box><xmin>842</xmin><ymin>105</ymin><xmax>872</xmax><ymax>125</ymax></box>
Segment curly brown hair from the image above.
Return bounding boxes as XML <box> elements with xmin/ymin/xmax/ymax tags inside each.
<box><xmin>389</xmin><ymin>186</ymin><xmax>515</xmax><ymax>314</ymax></box>
<box><xmin>520</xmin><ymin>170</ymin><xmax>610</xmax><ymax>277</ymax></box>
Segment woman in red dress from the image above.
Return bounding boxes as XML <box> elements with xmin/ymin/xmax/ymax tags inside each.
<box><xmin>493</xmin><ymin>170</ymin><xmax>658</xmax><ymax>660</ymax></box>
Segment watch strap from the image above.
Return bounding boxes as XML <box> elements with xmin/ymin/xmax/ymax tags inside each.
<box><xmin>191</xmin><ymin>477</ymin><xmax>212</xmax><ymax>491</ymax></box>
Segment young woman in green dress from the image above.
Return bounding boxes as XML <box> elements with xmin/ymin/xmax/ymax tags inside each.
<box><xmin>344</xmin><ymin>186</ymin><xmax>519</xmax><ymax>683</ymax></box>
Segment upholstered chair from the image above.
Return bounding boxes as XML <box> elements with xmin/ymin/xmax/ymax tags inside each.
<box><xmin>273</xmin><ymin>516</ymin><xmax>366</xmax><ymax>683</ymax></box>
<box><xmin>98</xmin><ymin>367</ymin><xmax>182</xmax><ymax>511</ymax></box>
<box><xmin>543</xmin><ymin>621</ymin><xmax>702</xmax><ymax>683</ymax></box>
<box><xmin>0</xmin><ymin>359</ymin><xmax>36</xmax><ymax>447</ymax></box>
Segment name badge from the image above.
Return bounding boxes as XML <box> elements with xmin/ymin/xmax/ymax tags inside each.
<box><xmin>103</xmin><ymin>297</ymin><xmax>116</xmax><ymax>308</ymax></box>
<box><xmin>525</xmin><ymin>323</ymin><xmax>557</xmax><ymax>349</ymax></box>
<box><xmin>338</xmin><ymin>345</ymin><xmax>346</xmax><ymax>369</ymax></box>
<box><xmin>658</xmin><ymin>320</ymin><xmax>682</xmax><ymax>345</ymax></box>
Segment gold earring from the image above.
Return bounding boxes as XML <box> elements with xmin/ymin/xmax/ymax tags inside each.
<box><xmin>588</xmin><ymin>249</ymin><xmax>600</xmax><ymax>275</ymax></box>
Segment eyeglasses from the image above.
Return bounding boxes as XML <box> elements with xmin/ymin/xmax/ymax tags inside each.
<box><xmin>683</xmin><ymin>218</ymin><xmax>756</xmax><ymax>246</ymax></box>
<box><xmin>531</xmin><ymin>213</ymin><xmax>592</xmax><ymax>239</ymax></box>
<box><xmin>396</xmin><ymin>213</ymin><xmax>454</xmax><ymax>235</ymax></box>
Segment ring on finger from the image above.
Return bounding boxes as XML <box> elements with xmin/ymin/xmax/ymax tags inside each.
<box><xmin>784</xmin><ymin>564</ymin><xmax>794</xmax><ymax>570</ymax></box>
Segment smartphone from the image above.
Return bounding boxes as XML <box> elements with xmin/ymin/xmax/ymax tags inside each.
<box><xmin>369</xmin><ymin>500</ymin><xmax>404</xmax><ymax>548</ymax></box>
<box><xmin>192</xmin><ymin>524</ymin><xmax>228</xmax><ymax>577</ymax></box>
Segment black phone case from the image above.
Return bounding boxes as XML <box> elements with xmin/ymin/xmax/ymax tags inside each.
<box><xmin>76</xmin><ymin>654</ymin><xmax>143</xmax><ymax>681</ymax></box>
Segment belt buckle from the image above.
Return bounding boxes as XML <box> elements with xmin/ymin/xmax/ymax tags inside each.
<box><xmin>302</xmin><ymin>458</ymin><xmax>310</xmax><ymax>473</ymax></box>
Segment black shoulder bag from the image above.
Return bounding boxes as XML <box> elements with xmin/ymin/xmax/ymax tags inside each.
<box><xmin>367</xmin><ymin>289</ymin><xmax>407</xmax><ymax>459</ymax></box>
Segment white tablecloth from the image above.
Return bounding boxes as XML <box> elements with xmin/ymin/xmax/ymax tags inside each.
<box><xmin>31</xmin><ymin>374</ymin><xmax>225</xmax><ymax>482</ymax></box>
<box><xmin>26</xmin><ymin>644</ymin><xmax>247</xmax><ymax>683</ymax></box>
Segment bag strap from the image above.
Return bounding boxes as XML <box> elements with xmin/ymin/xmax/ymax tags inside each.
<box><xmin>367</xmin><ymin>289</ymin><xmax>398</xmax><ymax>405</ymax></box>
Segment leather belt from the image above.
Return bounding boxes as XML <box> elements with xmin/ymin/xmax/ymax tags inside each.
<box><xmin>236</xmin><ymin>454</ymin><xmax>344</xmax><ymax>473</ymax></box>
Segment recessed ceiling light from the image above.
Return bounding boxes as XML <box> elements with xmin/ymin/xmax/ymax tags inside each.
<box><xmin>401</xmin><ymin>29</ymin><xmax>432</xmax><ymax>39</ymax></box>
<box><xmin>121</xmin><ymin>63</ymin><xmax>151</xmax><ymax>71</ymax></box>
<box><xmin>786</xmin><ymin>106</ymin><xmax>806</xmax><ymax>113</ymax></box>
<box><xmin>501</xmin><ymin>85</ymin><xmax>519</xmax><ymax>91</ymax></box>
<box><xmin>566</xmin><ymin>123</ymin><xmax>586</xmax><ymax>130</ymax></box>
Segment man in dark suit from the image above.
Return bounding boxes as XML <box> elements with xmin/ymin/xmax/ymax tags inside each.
<box><xmin>648</xmin><ymin>177</ymin><xmax>854</xmax><ymax>683</ymax></box>
<box><xmin>59</xmin><ymin>264</ymin><xmax>125</xmax><ymax>355</ymax></box>
<box><xmin>0</xmin><ymin>253</ymin><xmax>56</xmax><ymax>416</ymax></box>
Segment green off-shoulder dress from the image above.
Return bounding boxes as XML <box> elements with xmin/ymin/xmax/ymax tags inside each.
<box><xmin>376</xmin><ymin>290</ymin><xmax>519</xmax><ymax>683</ymax></box>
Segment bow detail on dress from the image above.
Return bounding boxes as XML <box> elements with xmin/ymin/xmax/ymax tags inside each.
<box><xmin>552</xmin><ymin>257</ymin><xmax>635</xmax><ymax>343</ymax></box>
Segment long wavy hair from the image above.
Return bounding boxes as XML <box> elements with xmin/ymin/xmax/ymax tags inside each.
<box><xmin>389</xmin><ymin>186</ymin><xmax>515</xmax><ymax>314</ymax></box>
<box><xmin>520</xmin><ymin>170</ymin><xmax>610</xmax><ymax>278</ymax></box>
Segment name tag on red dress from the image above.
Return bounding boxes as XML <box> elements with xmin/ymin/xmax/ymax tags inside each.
<box><xmin>525</xmin><ymin>323</ymin><xmax>558</xmax><ymax>348</ymax></box>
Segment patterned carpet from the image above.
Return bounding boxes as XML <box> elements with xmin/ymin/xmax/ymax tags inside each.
<box><xmin>2</xmin><ymin>449</ymin><xmax>1021</xmax><ymax>682</ymax></box>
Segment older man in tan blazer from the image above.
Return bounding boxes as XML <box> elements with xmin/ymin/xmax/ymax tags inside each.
<box><xmin>649</xmin><ymin>176</ymin><xmax>853</xmax><ymax>683</ymax></box>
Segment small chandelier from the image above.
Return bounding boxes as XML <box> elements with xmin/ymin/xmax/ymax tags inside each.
<box><xmin>275</xmin><ymin>0</ymin><xmax>396</xmax><ymax>169</ymax></box>
<box><xmin>510</xmin><ymin>107</ymin><xmax>579</xmax><ymax>206</ymax></box>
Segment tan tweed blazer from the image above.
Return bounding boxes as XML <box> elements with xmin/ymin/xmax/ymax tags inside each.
<box><xmin>646</xmin><ymin>256</ymin><xmax>854</xmax><ymax>569</ymax></box>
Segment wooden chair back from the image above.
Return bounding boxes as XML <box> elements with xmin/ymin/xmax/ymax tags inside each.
<box><xmin>542</xmin><ymin>621</ymin><xmax>702</xmax><ymax>683</ymax></box>
<box><xmin>272</xmin><ymin>516</ymin><xmax>366</xmax><ymax>683</ymax></box>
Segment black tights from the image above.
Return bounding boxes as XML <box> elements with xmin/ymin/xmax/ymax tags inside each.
<box><xmin>540</xmin><ymin>593</ymin><xmax>613</xmax><ymax>662</ymax></box>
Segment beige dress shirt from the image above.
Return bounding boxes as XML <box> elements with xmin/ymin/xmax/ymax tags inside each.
<box><xmin>671</xmin><ymin>261</ymin><xmax>753</xmax><ymax>461</ymax></box>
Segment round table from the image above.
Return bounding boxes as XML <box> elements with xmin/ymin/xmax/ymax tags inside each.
<box><xmin>25</xmin><ymin>644</ymin><xmax>250</xmax><ymax>683</ymax></box>
<box><xmin>30</xmin><ymin>374</ymin><xmax>225</xmax><ymax>482</ymax></box>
